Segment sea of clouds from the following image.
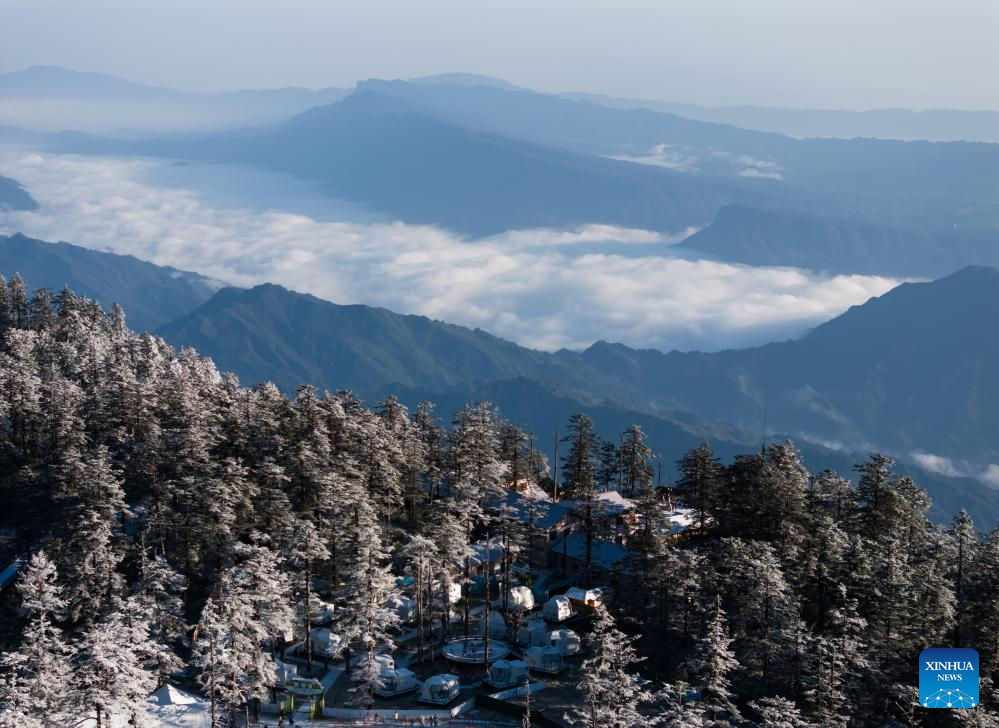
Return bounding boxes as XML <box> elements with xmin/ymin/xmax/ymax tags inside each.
<box><xmin>0</xmin><ymin>150</ymin><xmax>900</xmax><ymax>354</ymax></box>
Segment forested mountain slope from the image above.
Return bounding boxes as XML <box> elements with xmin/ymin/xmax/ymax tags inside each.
<box><xmin>0</xmin><ymin>233</ymin><xmax>220</xmax><ymax>330</ymax></box>
<box><xmin>0</xmin><ymin>278</ymin><xmax>997</xmax><ymax>728</ymax></box>
<box><xmin>578</xmin><ymin>265</ymin><xmax>999</xmax><ymax>469</ymax></box>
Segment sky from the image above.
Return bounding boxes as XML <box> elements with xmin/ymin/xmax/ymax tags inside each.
<box><xmin>2</xmin><ymin>0</ymin><xmax>998</xmax><ymax>110</ymax></box>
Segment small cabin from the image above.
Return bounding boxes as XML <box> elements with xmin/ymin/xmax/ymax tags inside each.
<box><xmin>478</xmin><ymin>611</ymin><xmax>508</xmax><ymax>638</ymax></box>
<box><xmin>419</xmin><ymin>674</ymin><xmax>461</xmax><ymax>705</ymax></box>
<box><xmin>374</xmin><ymin>667</ymin><xmax>418</xmax><ymax>697</ymax></box>
<box><xmin>524</xmin><ymin>646</ymin><xmax>564</xmax><ymax>674</ymax></box>
<box><xmin>487</xmin><ymin>659</ymin><xmax>530</xmax><ymax>689</ymax></box>
<box><xmin>507</xmin><ymin>585</ymin><xmax>535</xmax><ymax>612</ymax></box>
<box><xmin>564</xmin><ymin>586</ymin><xmax>603</xmax><ymax>608</ymax></box>
<box><xmin>309</xmin><ymin>628</ymin><xmax>344</xmax><ymax>657</ymax></box>
<box><xmin>542</xmin><ymin>594</ymin><xmax>573</xmax><ymax>622</ymax></box>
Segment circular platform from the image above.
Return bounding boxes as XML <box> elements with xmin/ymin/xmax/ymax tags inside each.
<box><xmin>441</xmin><ymin>638</ymin><xmax>510</xmax><ymax>664</ymax></box>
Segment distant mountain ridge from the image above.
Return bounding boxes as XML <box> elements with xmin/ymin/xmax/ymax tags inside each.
<box><xmin>0</xmin><ymin>233</ymin><xmax>220</xmax><ymax>330</ymax></box>
<box><xmin>576</xmin><ymin>265</ymin><xmax>999</xmax><ymax>469</ymax></box>
<box><xmin>561</xmin><ymin>90</ymin><xmax>999</xmax><ymax>144</ymax></box>
<box><xmin>682</xmin><ymin>204</ymin><xmax>999</xmax><ymax>277</ymax></box>
<box><xmin>0</xmin><ymin>65</ymin><xmax>350</xmax><ymax>133</ymax></box>
<box><xmin>0</xmin><ymin>176</ymin><xmax>38</xmax><ymax>212</ymax></box>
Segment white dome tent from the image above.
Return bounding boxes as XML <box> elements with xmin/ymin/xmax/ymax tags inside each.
<box><xmin>487</xmin><ymin>659</ymin><xmax>530</xmax><ymax>689</ymax></box>
<box><xmin>507</xmin><ymin>585</ymin><xmax>535</xmax><ymax>612</ymax></box>
<box><xmin>517</xmin><ymin>620</ymin><xmax>548</xmax><ymax>647</ymax></box>
<box><xmin>309</xmin><ymin>628</ymin><xmax>344</xmax><ymax>657</ymax></box>
<box><xmin>351</xmin><ymin>651</ymin><xmax>395</xmax><ymax>671</ymax></box>
<box><xmin>387</xmin><ymin>595</ymin><xmax>418</xmax><ymax>623</ymax></box>
<box><xmin>543</xmin><ymin>594</ymin><xmax>573</xmax><ymax>622</ymax></box>
<box><xmin>524</xmin><ymin>646</ymin><xmax>564</xmax><ymax>674</ymax></box>
<box><xmin>374</xmin><ymin>667</ymin><xmax>418</xmax><ymax>697</ymax></box>
<box><xmin>548</xmin><ymin>628</ymin><xmax>582</xmax><ymax>654</ymax></box>
<box><xmin>419</xmin><ymin>673</ymin><xmax>461</xmax><ymax>705</ymax></box>
<box><xmin>479</xmin><ymin>611</ymin><xmax>508</xmax><ymax>638</ymax></box>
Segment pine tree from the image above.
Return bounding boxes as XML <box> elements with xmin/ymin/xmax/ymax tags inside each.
<box><xmin>687</xmin><ymin>596</ymin><xmax>741</xmax><ymax>725</ymax></box>
<box><xmin>338</xmin><ymin>490</ymin><xmax>401</xmax><ymax>706</ymax></box>
<box><xmin>133</xmin><ymin>552</ymin><xmax>188</xmax><ymax>686</ymax></box>
<box><xmin>284</xmin><ymin>520</ymin><xmax>330</xmax><ymax>670</ymax></box>
<box><xmin>676</xmin><ymin>443</ymin><xmax>722</xmax><ymax>534</ymax></box>
<box><xmin>566</xmin><ymin>603</ymin><xmax>656</xmax><ymax>728</ymax></box>
<box><xmin>73</xmin><ymin>596</ymin><xmax>159</xmax><ymax>728</ymax></box>
<box><xmin>52</xmin><ymin>444</ymin><xmax>127</xmax><ymax>623</ymax></box>
<box><xmin>561</xmin><ymin>414</ymin><xmax>603</xmax><ymax>585</ymax></box>
<box><xmin>748</xmin><ymin>696</ymin><xmax>815</xmax><ymax>727</ymax></box>
<box><xmin>619</xmin><ymin>425</ymin><xmax>654</xmax><ymax>497</ymax></box>
<box><xmin>1</xmin><ymin>552</ymin><xmax>73</xmax><ymax>727</ymax></box>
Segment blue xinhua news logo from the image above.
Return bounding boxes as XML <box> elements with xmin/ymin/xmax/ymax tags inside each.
<box><xmin>919</xmin><ymin>648</ymin><xmax>979</xmax><ymax>709</ymax></box>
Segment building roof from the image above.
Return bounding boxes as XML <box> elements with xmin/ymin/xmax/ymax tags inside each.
<box><xmin>595</xmin><ymin>491</ymin><xmax>636</xmax><ymax>514</ymax></box>
<box><xmin>492</xmin><ymin>489</ymin><xmax>573</xmax><ymax>529</ymax></box>
<box><xmin>549</xmin><ymin>532</ymin><xmax>635</xmax><ymax>572</ymax></box>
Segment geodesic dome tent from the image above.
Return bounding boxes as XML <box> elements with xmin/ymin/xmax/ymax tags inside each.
<box><xmin>351</xmin><ymin>651</ymin><xmax>395</xmax><ymax>671</ymax></box>
<box><xmin>374</xmin><ymin>667</ymin><xmax>418</xmax><ymax>697</ymax></box>
<box><xmin>488</xmin><ymin>659</ymin><xmax>530</xmax><ymax>689</ymax></box>
<box><xmin>524</xmin><ymin>646</ymin><xmax>563</xmax><ymax>674</ymax></box>
<box><xmin>548</xmin><ymin>628</ymin><xmax>582</xmax><ymax>654</ymax></box>
<box><xmin>310</xmin><ymin>628</ymin><xmax>344</xmax><ymax>657</ymax></box>
<box><xmin>275</xmin><ymin>659</ymin><xmax>298</xmax><ymax>685</ymax></box>
<box><xmin>478</xmin><ymin>611</ymin><xmax>508</xmax><ymax>638</ymax></box>
<box><xmin>517</xmin><ymin>620</ymin><xmax>548</xmax><ymax>646</ymax></box>
<box><xmin>419</xmin><ymin>673</ymin><xmax>461</xmax><ymax>704</ymax></box>
<box><xmin>387</xmin><ymin>595</ymin><xmax>418</xmax><ymax>623</ymax></box>
<box><xmin>507</xmin><ymin>585</ymin><xmax>535</xmax><ymax>612</ymax></box>
<box><xmin>543</xmin><ymin>594</ymin><xmax>573</xmax><ymax>621</ymax></box>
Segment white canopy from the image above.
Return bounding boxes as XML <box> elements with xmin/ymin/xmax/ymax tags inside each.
<box><xmin>376</xmin><ymin>667</ymin><xmax>418</xmax><ymax>695</ymax></box>
<box><xmin>489</xmin><ymin>659</ymin><xmax>530</xmax><ymax>687</ymax></box>
<box><xmin>420</xmin><ymin>673</ymin><xmax>461</xmax><ymax>704</ymax></box>
<box><xmin>479</xmin><ymin>610</ymin><xmax>508</xmax><ymax>638</ymax></box>
<box><xmin>507</xmin><ymin>585</ymin><xmax>535</xmax><ymax>611</ymax></box>
<box><xmin>548</xmin><ymin>628</ymin><xmax>582</xmax><ymax>654</ymax></box>
<box><xmin>543</xmin><ymin>594</ymin><xmax>573</xmax><ymax>621</ymax></box>
<box><xmin>310</xmin><ymin>628</ymin><xmax>344</xmax><ymax>656</ymax></box>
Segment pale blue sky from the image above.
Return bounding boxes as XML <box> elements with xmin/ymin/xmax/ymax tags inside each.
<box><xmin>2</xmin><ymin>0</ymin><xmax>997</xmax><ymax>110</ymax></box>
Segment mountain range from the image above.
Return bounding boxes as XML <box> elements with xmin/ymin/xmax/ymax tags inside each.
<box><xmin>562</xmin><ymin>90</ymin><xmax>999</xmax><ymax>144</ymax></box>
<box><xmin>16</xmin><ymin>72</ymin><xmax>999</xmax><ymax>274</ymax></box>
<box><xmin>0</xmin><ymin>176</ymin><xmax>37</xmax><ymax>212</ymax></box>
<box><xmin>0</xmin><ymin>65</ymin><xmax>350</xmax><ymax>134</ymax></box>
<box><xmin>683</xmin><ymin>204</ymin><xmax>999</xmax><ymax>277</ymax></box>
<box><xmin>2</xmin><ymin>232</ymin><xmax>997</xmax><ymax>526</ymax></box>
<box><xmin>0</xmin><ymin>233</ymin><xmax>219</xmax><ymax>330</ymax></box>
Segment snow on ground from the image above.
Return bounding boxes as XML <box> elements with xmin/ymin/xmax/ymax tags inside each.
<box><xmin>76</xmin><ymin>684</ymin><xmax>209</xmax><ymax>728</ymax></box>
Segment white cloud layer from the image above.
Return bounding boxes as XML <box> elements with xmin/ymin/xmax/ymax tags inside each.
<box><xmin>0</xmin><ymin>151</ymin><xmax>901</xmax><ymax>353</ymax></box>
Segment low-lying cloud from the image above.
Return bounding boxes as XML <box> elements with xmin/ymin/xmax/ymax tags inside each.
<box><xmin>0</xmin><ymin>151</ymin><xmax>900</xmax><ymax>353</ymax></box>
<box><xmin>911</xmin><ymin>450</ymin><xmax>999</xmax><ymax>490</ymax></box>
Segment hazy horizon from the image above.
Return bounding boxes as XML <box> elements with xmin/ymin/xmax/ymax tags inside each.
<box><xmin>3</xmin><ymin>0</ymin><xmax>999</xmax><ymax>112</ymax></box>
